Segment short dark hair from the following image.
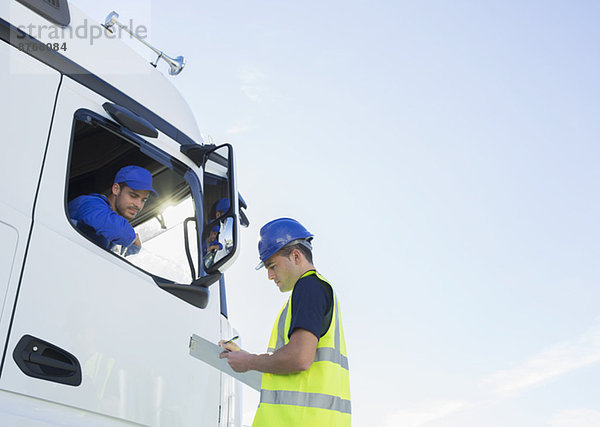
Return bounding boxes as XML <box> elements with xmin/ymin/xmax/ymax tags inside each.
<box><xmin>105</xmin><ymin>182</ymin><xmax>129</xmax><ymax>197</ymax></box>
<box><xmin>279</xmin><ymin>242</ymin><xmax>313</xmax><ymax>264</ymax></box>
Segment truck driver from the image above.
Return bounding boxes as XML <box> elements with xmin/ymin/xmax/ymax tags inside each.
<box><xmin>68</xmin><ymin>165</ymin><xmax>158</xmax><ymax>256</ymax></box>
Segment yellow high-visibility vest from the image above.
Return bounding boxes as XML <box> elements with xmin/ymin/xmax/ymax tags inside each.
<box><xmin>253</xmin><ymin>271</ymin><xmax>351</xmax><ymax>426</ymax></box>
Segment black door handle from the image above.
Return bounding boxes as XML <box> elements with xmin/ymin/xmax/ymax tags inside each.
<box><xmin>24</xmin><ymin>350</ymin><xmax>77</xmax><ymax>372</ymax></box>
<box><xmin>13</xmin><ymin>335</ymin><xmax>82</xmax><ymax>386</ymax></box>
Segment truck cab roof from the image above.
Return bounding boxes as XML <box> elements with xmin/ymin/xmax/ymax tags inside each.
<box><xmin>1</xmin><ymin>0</ymin><xmax>204</xmax><ymax>145</ymax></box>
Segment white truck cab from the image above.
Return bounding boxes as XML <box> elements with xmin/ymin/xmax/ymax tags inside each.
<box><xmin>0</xmin><ymin>1</ymin><xmax>246</xmax><ymax>425</ymax></box>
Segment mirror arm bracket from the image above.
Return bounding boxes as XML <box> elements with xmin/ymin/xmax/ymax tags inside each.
<box><xmin>180</xmin><ymin>144</ymin><xmax>216</xmax><ymax>167</ymax></box>
<box><xmin>183</xmin><ymin>217</ymin><xmax>197</xmax><ymax>279</ymax></box>
<box><xmin>192</xmin><ymin>273</ymin><xmax>222</xmax><ymax>288</ymax></box>
<box><xmin>154</xmin><ymin>273</ymin><xmax>222</xmax><ymax>310</ymax></box>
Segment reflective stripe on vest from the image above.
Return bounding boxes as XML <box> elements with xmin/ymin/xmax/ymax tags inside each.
<box><xmin>267</xmin><ymin>345</ymin><xmax>349</xmax><ymax>370</ymax></box>
<box><xmin>260</xmin><ymin>389</ymin><xmax>352</xmax><ymax>414</ymax></box>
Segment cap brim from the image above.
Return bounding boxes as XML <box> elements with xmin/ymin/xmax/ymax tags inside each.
<box><xmin>255</xmin><ymin>261</ymin><xmax>265</xmax><ymax>270</ymax></box>
<box><xmin>130</xmin><ymin>187</ymin><xmax>158</xmax><ymax>197</ymax></box>
<box><xmin>123</xmin><ymin>180</ymin><xmax>159</xmax><ymax>197</ymax></box>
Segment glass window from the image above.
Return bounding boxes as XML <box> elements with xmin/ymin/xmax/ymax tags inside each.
<box><xmin>66</xmin><ymin>111</ymin><xmax>200</xmax><ymax>283</ymax></box>
<box><xmin>118</xmin><ymin>196</ymin><xmax>197</xmax><ymax>283</ymax></box>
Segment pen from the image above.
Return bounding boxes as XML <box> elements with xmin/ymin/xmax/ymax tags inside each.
<box><xmin>223</xmin><ymin>335</ymin><xmax>239</xmax><ymax>345</ymax></box>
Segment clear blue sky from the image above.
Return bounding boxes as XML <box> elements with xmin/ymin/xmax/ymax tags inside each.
<box><xmin>81</xmin><ymin>1</ymin><xmax>600</xmax><ymax>425</ymax></box>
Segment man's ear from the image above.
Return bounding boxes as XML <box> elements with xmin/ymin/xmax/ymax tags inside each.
<box><xmin>111</xmin><ymin>183</ymin><xmax>121</xmax><ymax>196</ymax></box>
<box><xmin>292</xmin><ymin>248</ymin><xmax>303</xmax><ymax>265</ymax></box>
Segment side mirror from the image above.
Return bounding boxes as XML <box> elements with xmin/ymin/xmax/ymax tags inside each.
<box><xmin>202</xmin><ymin>144</ymin><xmax>239</xmax><ymax>274</ymax></box>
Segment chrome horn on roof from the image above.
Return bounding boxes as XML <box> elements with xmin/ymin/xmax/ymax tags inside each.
<box><xmin>102</xmin><ymin>11</ymin><xmax>185</xmax><ymax>76</ymax></box>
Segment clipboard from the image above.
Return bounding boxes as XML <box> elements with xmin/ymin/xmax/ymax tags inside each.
<box><xmin>189</xmin><ymin>334</ymin><xmax>262</xmax><ymax>391</ymax></box>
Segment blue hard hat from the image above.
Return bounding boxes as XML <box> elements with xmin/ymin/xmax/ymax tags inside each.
<box><xmin>216</xmin><ymin>198</ymin><xmax>229</xmax><ymax>214</ymax></box>
<box><xmin>255</xmin><ymin>218</ymin><xmax>313</xmax><ymax>270</ymax></box>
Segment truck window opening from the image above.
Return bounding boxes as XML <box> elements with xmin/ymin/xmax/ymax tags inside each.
<box><xmin>66</xmin><ymin>114</ymin><xmax>201</xmax><ymax>284</ymax></box>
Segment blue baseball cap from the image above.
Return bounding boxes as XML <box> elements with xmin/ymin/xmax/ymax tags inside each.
<box><xmin>114</xmin><ymin>166</ymin><xmax>158</xmax><ymax>197</ymax></box>
<box><xmin>216</xmin><ymin>198</ymin><xmax>229</xmax><ymax>214</ymax></box>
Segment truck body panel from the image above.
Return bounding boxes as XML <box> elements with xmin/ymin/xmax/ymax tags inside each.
<box><xmin>0</xmin><ymin>1</ymin><xmax>242</xmax><ymax>425</ymax></box>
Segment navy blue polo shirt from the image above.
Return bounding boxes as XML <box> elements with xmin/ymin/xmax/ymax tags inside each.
<box><xmin>68</xmin><ymin>194</ymin><xmax>136</xmax><ymax>249</ymax></box>
<box><xmin>288</xmin><ymin>271</ymin><xmax>334</xmax><ymax>339</ymax></box>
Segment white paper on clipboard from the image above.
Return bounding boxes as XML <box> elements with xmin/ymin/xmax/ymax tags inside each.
<box><xmin>189</xmin><ymin>334</ymin><xmax>262</xmax><ymax>391</ymax></box>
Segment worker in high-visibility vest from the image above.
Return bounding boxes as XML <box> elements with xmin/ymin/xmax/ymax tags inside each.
<box><xmin>219</xmin><ymin>217</ymin><xmax>351</xmax><ymax>426</ymax></box>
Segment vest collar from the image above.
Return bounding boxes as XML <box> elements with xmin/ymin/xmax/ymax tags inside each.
<box><xmin>299</xmin><ymin>269</ymin><xmax>317</xmax><ymax>280</ymax></box>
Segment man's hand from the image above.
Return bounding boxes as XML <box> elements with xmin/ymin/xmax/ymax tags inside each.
<box><xmin>219</xmin><ymin>349</ymin><xmax>252</xmax><ymax>372</ymax></box>
<box><xmin>121</xmin><ymin>234</ymin><xmax>142</xmax><ymax>257</ymax></box>
<box><xmin>218</xmin><ymin>340</ymin><xmax>241</xmax><ymax>352</ymax></box>
<box><xmin>218</xmin><ymin>329</ymin><xmax>318</xmax><ymax>375</ymax></box>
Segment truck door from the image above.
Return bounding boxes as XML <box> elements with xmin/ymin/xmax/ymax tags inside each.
<box><xmin>0</xmin><ymin>76</ymin><xmax>224</xmax><ymax>426</ymax></box>
<box><xmin>0</xmin><ymin>40</ymin><xmax>61</xmax><ymax>343</ymax></box>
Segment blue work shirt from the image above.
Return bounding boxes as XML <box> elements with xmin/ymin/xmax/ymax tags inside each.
<box><xmin>202</xmin><ymin>238</ymin><xmax>223</xmax><ymax>255</ymax></box>
<box><xmin>68</xmin><ymin>194</ymin><xmax>136</xmax><ymax>250</ymax></box>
